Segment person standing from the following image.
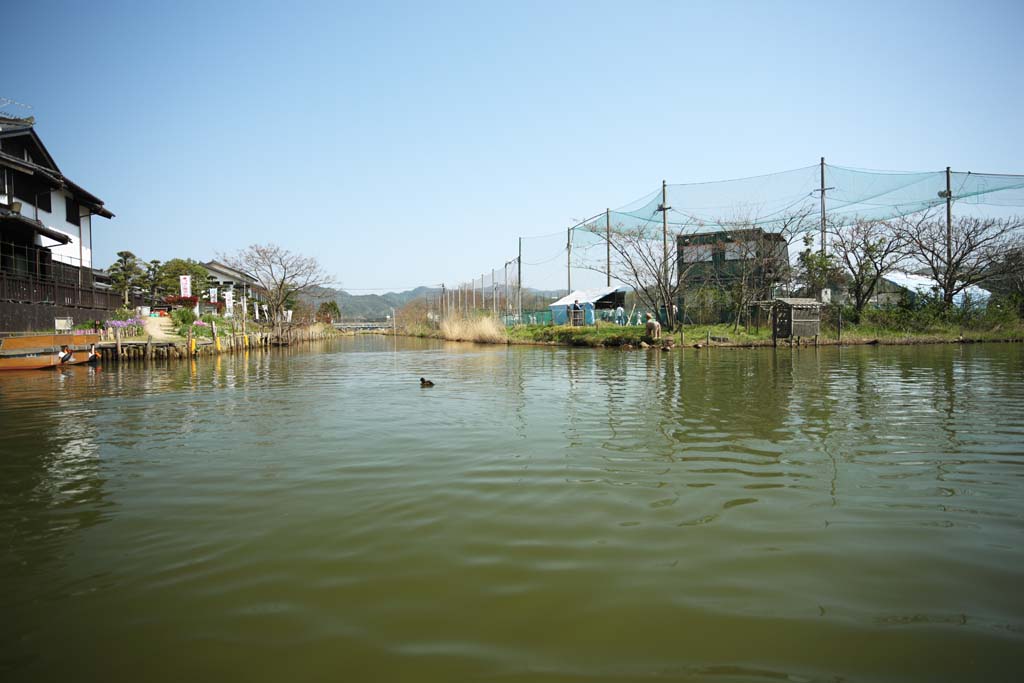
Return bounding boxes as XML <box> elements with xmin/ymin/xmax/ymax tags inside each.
<box><xmin>571</xmin><ymin>299</ymin><xmax>583</xmax><ymax>326</ymax></box>
<box><xmin>614</xmin><ymin>304</ymin><xmax>625</xmax><ymax>325</ymax></box>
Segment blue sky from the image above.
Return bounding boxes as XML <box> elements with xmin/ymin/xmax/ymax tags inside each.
<box><xmin>5</xmin><ymin>0</ymin><xmax>1024</xmax><ymax>291</ymax></box>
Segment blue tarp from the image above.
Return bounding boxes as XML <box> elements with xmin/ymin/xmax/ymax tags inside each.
<box><xmin>551</xmin><ymin>301</ymin><xmax>595</xmax><ymax>325</ymax></box>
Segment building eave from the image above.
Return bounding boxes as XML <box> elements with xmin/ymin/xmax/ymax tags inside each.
<box><xmin>203</xmin><ymin>260</ymin><xmax>258</xmax><ymax>285</ymax></box>
<box><xmin>0</xmin><ymin>207</ymin><xmax>72</xmax><ymax>244</ymax></box>
<box><xmin>0</xmin><ymin>150</ymin><xmax>114</xmax><ymax>218</ymax></box>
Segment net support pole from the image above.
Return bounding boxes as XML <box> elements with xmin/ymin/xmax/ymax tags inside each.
<box><xmin>662</xmin><ymin>180</ymin><xmax>668</xmax><ymax>287</ymax></box>
<box><xmin>517</xmin><ymin>238</ymin><xmax>522</xmax><ymax>322</ymax></box>
<box><xmin>820</xmin><ymin>157</ymin><xmax>826</xmax><ymax>256</ymax></box>
<box><xmin>659</xmin><ymin>179</ymin><xmax>673</xmax><ymax>326</ymax></box>
<box><xmin>946</xmin><ymin>166</ymin><xmax>953</xmax><ymax>273</ymax></box>
<box><xmin>606</xmin><ymin>208</ymin><xmax>611</xmax><ymax>287</ymax></box>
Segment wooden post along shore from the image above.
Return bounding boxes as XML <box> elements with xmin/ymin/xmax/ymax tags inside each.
<box><xmin>90</xmin><ymin>325</ymin><xmax>335</xmax><ymax>364</ymax></box>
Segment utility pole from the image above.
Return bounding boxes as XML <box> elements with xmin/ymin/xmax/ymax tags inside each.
<box><xmin>946</xmin><ymin>166</ymin><xmax>953</xmax><ymax>274</ymax></box>
<box><xmin>661</xmin><ymin>180</ymin><xmax>669</xmax><ymax>280</ymax></box>
<box><xmin>567</xmin><ymin>227</ymin><xmax>572</xmax><ymax>295</ymax></box>
<box><xmin>606</xmin><ymin>208</ymin><xmax>611</xmax><ymax>287</ymax></box>
<box><xmin>657</xmin><ymin>180</ymin><xmax>672</xmax><ymax>324</ymax></box>
<box><xmin>820</xmin><ymin>157</ymin><xmax>827</xmax><ymax>256</ymax></box>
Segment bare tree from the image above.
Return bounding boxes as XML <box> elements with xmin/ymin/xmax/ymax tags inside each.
<box><xmin>895</xmin><ymin>212</ymin><xmax>1024</xmax><ymax>307</ymax></box>
<box><xmin>580</xmin><ymin>221</ymin><xmax>686</xmax><ymax>327</ymax></box>
<box><xmin>985</xmin><ymin>246</ymin><xmax>1024</xmax><ymax>313</ymax></box>
<box><xmin>582</xmin><ymin>208</ymin><xmax>812</xmax><ymax>331</ymax></box>
<box><xmin>828</xmin><ymin>218</ymin><xmax>906</xmax><ymax>319</ymax></box>
<box><xmin>222</xmin><ymin>244</ymin><xmax>335</xmax><ymax>331</ymax></box>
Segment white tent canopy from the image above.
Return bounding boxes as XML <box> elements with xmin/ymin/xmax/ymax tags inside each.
<box><xmin>549</xmin><ymin>287</ymin><xmax>626</xmax><ymax>325</ymax></box>
<box><xmin>550</xmin><ymin>287</ymin><xmax>624</xmax><ymax>308</ymax></box>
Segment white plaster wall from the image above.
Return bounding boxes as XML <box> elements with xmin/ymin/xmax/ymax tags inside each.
<box><xmin>19</xmin><ymin>190</ymin><xmax>93</xmax><ymax>268</ymax></box>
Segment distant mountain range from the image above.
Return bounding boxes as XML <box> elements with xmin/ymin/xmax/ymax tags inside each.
<box><xmin>305</xmin><ymin>285</ymin><xmax>566</xmax><ymax>320</ymax></box>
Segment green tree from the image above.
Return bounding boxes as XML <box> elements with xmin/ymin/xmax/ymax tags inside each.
<box><xmin>317</xmin><ymin>300</ymin><xmax>341</xmax><ymax>322</ymax></box>
<box><xmin>138</xmin><ymin>259</ymin><xmax>162</xmax><ymax>298</ymax></box>
<box><xmin>108</xmin><ymin>251</ymin><xmax>143</xmax><ymax>305</ymax></box>
<box><xmin>156</xmin><ymin>259</ymin><xmax>210</xmax><ymax>297</ymax></box>
<box><xmin>796</xmin><ymin>234</ymin><xmax>842</xmax><ymax>299</ymax></box>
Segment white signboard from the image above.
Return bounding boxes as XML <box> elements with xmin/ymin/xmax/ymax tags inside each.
<box><xmin>179</xmin><ymin>275</ymin><xmax>192</xmax><ymax>297</ymax></box>
<box><xmin>253</xmin><ymin>300</ymin><xmax>260</xmax><ymax>320</ymax></box>
<box><xmin>224</xmin><ymin>289</ymin><xmax>234</xmax><ymax>317</ymax></box>
<box><xmin>209</xmin><ymin>287</ymin><xmax>218</xmax><ymax>303</ymax></box>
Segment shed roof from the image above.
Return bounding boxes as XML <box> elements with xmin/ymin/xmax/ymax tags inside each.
<box><xmin>775</xmin><ymin>297</ymin><xmax>821</xmax><ymax>307</ymax></box>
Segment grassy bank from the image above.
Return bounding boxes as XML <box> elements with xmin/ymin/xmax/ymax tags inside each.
<box><xmin>508</xmin><ymin>319</ymin><xmax>1024</xmax><ymax>348</ymax></box>
<box><xmin>400</xmin><ymin>314</ymin><xmax>1024</xmax><ymax>348</ymax></box>
<box><xmin>507</xmin><ymin>323</ymin><xmax>770</xmax><ymax>347</ymax></box>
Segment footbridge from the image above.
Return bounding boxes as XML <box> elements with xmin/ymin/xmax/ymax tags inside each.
<box><xmin>332</xmin><ymin>321</ymin><xmax>391</xmax><ymax>332</ymax></box>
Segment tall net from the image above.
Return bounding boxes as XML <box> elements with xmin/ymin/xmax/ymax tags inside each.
<box><xmin>438</xmin><ymin>162</ymin><xmax>1024</xmax><ymax>319</ymax></box>
<box><xmin>576</xmin><ymin>164</ymin><xmax>1024</xmax><ymax>238</ymax></box>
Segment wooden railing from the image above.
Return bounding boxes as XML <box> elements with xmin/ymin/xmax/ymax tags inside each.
<box><xmin>0</xmin><ymin>272</ymin><xmax>134</xmax><ymax>310</ymax></box>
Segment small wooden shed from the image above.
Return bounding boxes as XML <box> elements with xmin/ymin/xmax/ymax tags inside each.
<box><xmin>772</xmin><ymin>298</ymin><xmax>822</xmax><ymax>342</ymax></box>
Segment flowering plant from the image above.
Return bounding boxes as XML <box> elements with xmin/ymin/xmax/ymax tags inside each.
<box><xmin>105</xmin><ymin>317</ymin><xmax>144</xmax><ymax>329</ymax></box>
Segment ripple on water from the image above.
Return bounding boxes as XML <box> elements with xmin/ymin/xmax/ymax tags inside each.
<box><xmin>1</xmin><ymin>341</ymin><xmax>1024</xmax><ymax>681</ymax></box>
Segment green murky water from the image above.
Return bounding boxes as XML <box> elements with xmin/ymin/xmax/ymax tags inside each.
<box><xmin>2</xmin><ymin>337</ymin><xmax>1023</xmax><ymax>681</ymax></box>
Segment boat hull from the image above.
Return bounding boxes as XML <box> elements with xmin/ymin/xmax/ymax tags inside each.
<box><xmin>0</xmin><ymin>334</ymin><xmax>101</xmax><ymax>371</ymax></box>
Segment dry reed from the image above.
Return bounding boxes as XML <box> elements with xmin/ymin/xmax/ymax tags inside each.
<box><xmin>440</xmin><ymin>315</ymin><xmax>508</xmax><ymax>343</ymax></box>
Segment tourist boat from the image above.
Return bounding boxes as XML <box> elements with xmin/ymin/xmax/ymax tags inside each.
<box><xmin>0</xmin><ymin>334</ymin><xmax>101</xmax><ymax>371</ymax></box>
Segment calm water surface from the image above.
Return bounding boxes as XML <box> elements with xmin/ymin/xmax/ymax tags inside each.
<box><xmin>2</xmin><ymin>337</ymin><xmax>1023</xmax><ymax>681</ymax></box>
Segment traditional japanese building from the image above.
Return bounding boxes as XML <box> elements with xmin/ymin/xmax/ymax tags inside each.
<box><xmin>0</xmin><ymin>115</ymin><xmax>118</xmax><ymax>331</ymax></box>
